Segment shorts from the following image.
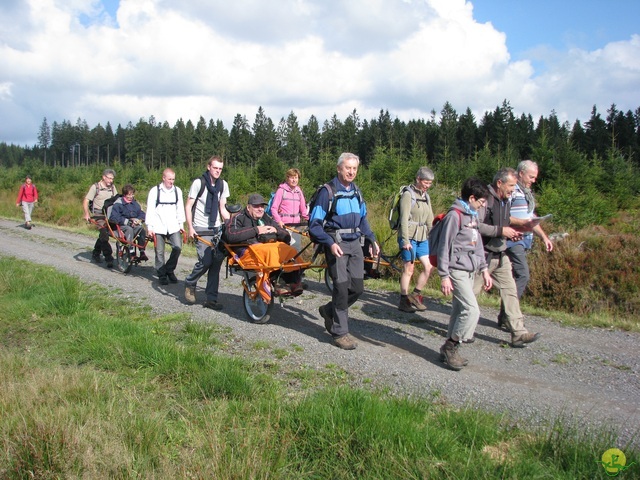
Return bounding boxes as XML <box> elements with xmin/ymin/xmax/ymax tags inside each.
<box><xmin>398</xmin><ymin>238</ymin><xmax>429</xmax><ymax>263</ymax></box>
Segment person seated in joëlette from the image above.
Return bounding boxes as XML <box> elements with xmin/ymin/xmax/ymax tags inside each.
<box><xmin>109</xmin><ymin>184</ymin><xmax>149</xmax><ymax>261</ymax></box>
<box><xmin>224</xmin><ymin>193</ymin><xmax>303</xmax><ymax>295</ymax></box>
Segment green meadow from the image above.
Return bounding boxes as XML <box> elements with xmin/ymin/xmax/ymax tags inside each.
<box><xmin>0</xmin><ymin>258</ymin><xmax>635</xmax><ymax>478</ymax></box>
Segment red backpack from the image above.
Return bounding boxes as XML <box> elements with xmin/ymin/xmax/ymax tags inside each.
<box><xmin>428</xmin><ymin>209</ymin><xmax>463</xmax><ymax>267</ymax></box>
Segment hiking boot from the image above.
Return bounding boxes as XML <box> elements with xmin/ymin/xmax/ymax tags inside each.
<box><xmin>185</xmin><ymin>286</ymin><xmax>196</xmax><ymax>304</ymax></box>
<box><xmin>334</xmin><ymin>334</ymin><xmax>357</xmax><ymax>350</ymax></box>
<box><xmin>319</xmin><ymin>304</ymin><xmax>333</xmax><ymax>334</ymax></box>
<box><xmin>138</xmin><ymin>251</ymin><xmax>149</xmax><ymax>262</ymax></box>
<box><xmin>439</xmin><ymin>341</ymin><xmax>468</xmax><ymax>370</ymax></box>
<box><xmin>203</xmin><ymin>300</ymin><xmax>223</xmax><ymax>311</ymax></box>
<box><xmin>159</xmin><ymin>275</ymin><xmax>169</xmax><ymax>286</ymax></box>
<box><xmin>92</xmin><ymin>252</ymin><xmax>103</xmax><ymax>263</ymax></box>
<box><xmin>462</xmin><ymin>334</ymin><xmax>476</xmax><ymax>344</ymax></box>
<box><xmin>398</xmin><ymin>296</ymin><xmax>417</xmax><ymax>313</ymax></box>
<box><xmin>167</xmin><ymin>272</ymin><xmax>178</xmax><ymax>283</ymax></box>
<box><xmin>408</xmin><ymin>293</ymin><xmax>427</xmax><ymax>311</ymax></box>
<box><xmin>511</xmin><ymin>332</ymin><xmax>541</xmax><ymax>348</ymax></box>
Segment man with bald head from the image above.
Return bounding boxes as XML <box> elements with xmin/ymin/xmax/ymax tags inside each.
<box><xmin>146</xmin><ymin>168</ymin><xmax>185</xmax><ymax>285</ymax></box>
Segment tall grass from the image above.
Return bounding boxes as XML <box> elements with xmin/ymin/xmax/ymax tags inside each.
<box><xmin>0</xmin><ymin>257</ymin><xmax>635</xmax><ymax>478</ymax></box>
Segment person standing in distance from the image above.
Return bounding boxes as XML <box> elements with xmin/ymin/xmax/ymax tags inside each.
<box><xmin>146</xmin><ymin>168</ymin><xmax>185</xmax><ymax>286</ymax></box>
<box><xmin>83</xmin><ymin>169</ymin><xmax>117</xmax><ymax>268</ymax></box>
<box><xmin>16</xmin><ymin>175</ymin><xmax>38</xmax><ymax>229</ymax></box>
<box><xmin>184</xmin><ymin>156</ymin><xmax>230</xmax><ymax>310</ymax></box>
<box><xmin>309</xmin><ymin>152</ymin><xmax>380</xmax><ymax>350</ymax></box>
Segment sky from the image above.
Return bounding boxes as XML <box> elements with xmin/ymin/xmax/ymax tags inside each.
<box><xmin>1</xmin><ymin>0</ymin><xmax>639</xmax><ymax>147</ymax></box>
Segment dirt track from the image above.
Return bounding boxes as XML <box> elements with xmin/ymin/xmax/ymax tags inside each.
<box><xmin>1</xmin><ymin>218</ymin><xmax>638</xmax><ymax>447</ymax></box>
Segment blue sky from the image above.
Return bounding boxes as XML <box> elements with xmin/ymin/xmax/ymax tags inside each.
<box><xmin>1</xmin><ymin>0</ymin><xmax>639</xmax><ymax>146</ymax></box>
<box><xmin>473</xmin><ymin>1</ymin><xmax>640</xmax><ymax>59</ymax></box>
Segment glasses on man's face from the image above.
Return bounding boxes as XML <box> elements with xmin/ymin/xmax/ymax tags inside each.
<box><xmin>104</xmin><ymin>176</ymin><xmax>114</xmax><ymax>181</ymax></box>
<box><xmin>125</xmin><ymin>194</ymin><xmax>135</xmax><ymax>198</ymax></box>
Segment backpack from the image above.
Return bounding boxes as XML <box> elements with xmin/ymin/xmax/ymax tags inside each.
<box><xmin>387</xmin><ymin>185</ymin><xmax>427</xmax><ymax>231</ymax></box>
<box><xmin>265</xmin><ymin>189</ymin><xmax>279</xmax><ymax>218</ymax></box>
<box><xmin>88</xmin><ymin>182</ymin><xmax>116</xmax><ymax>214</ymax></box>
<box><xmin>427</xmin><ymin>208</ymin><xmax>463</xmax><ymax>267</ymax></box>
<box><xmin>308</xmin><ymin>182</ymin><xmax>364</xmax><ymax>242</ymax></box>
<box><xmin>102</xmin><ymin>194</ymin><xmax>123</xmax><ymax>220</ymax></box>
<box><xmin>154</xmin><ymin>184</ymin><xmax>179</xmax><ymax>207</ymax></box>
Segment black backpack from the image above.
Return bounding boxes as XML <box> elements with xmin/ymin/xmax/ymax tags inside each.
<box><xmin>102</xmin><ymin>194</ymin><xmax>123</xmax><ymax>220</ymax></box>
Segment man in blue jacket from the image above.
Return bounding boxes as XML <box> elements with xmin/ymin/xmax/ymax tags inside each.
<box><xmin>309</xmin><ymin>152</ymin><xmax>380</xmax><ymax>350</ymax></box>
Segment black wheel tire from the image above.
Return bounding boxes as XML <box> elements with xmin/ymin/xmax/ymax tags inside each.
<box><xmin>116</xmin><ymin>243</ymin><xmax>133</xmax><ymax>274</ymax></box>
<box><xmin>243</xmin><ymin>278</ymin><xmax>273</xmax><ymax>323</ymax></box>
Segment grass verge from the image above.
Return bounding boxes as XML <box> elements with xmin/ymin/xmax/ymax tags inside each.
<box><xmin>0</xmin><ymin>257</ymin><xmax>637</xmax><ymax>478</ymax></box>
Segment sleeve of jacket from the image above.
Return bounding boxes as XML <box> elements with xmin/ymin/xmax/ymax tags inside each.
<box><xmin>34</xmin><ymin>186</ymin><xmax>39</xmax><ymax>202</ymax></box>
<box><xmin>476</xmin><ymin>205</ymin><xmax>501</xmax><ymax>238</ymax></box>
<box><xmin>146</xmin><ymin>188</ymin><xmax>159</xmax><ymax>230</ymax></box>
<box><xmin>176</xmin><ymin>187</ymin><xmax>186</xmax><ymax>224</ymax></box>
<box><xmin>225</xmin><ymin>213</ymin><xmax>259</xmax><ymax>244</ymax></box>
<box><xmin>110</xmin><ymin>202</ymin><xmax>126</xmax><ymax>225</ymax></box>
<box><xmin>16</xmin><ymin>185</ymin><xmax>24</xmax><ymax>204</ymax></box>
<box><xmin>398</xmin><ymin>190</ymin><xmax>412</xmax><ymax>245</ymax></box>
<box><xmin>308</xmin><ymin>186</ymin><xmax>333</xmax><ymax>246</ymax></box>
<box><xmin>299</xmin><ymin>190</ymin><xmax>309</xmax><ymax>220</ymax></box>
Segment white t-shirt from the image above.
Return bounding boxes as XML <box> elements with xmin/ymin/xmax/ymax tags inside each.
<box><xmin>188</xmin><ymin>178</ymin><xmax>229</xmax><ymax>229</ymax></box>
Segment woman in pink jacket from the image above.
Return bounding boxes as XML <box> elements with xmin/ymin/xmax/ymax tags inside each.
<box><xmin>270</xmin><ymin>168</ymin><xmax>309</xmax><ymax>227</ymax></box>
<box><xmin>16</xmin><ymin>175</ymin><xmax>38</xmax><ymax>229</ymax></box>
<box><xmin>269</xmin><ymin>168</ymin><xmax>309</xmax><ymax>251</ymax></box>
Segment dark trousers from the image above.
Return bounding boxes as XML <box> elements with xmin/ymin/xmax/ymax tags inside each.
<box><xmin>92</xmin><ymin>216</ymin><xmax>113</xmax><ymax>259</ymax></box>
<box><xmin>185</xmin><ymin>231</ymin><xmax>225</xmax><ymax>302</ymax></box>
<box><xmin>322</xmin><ymin>240</ymin><xmax>364</xmax><ymax>338</ymax></box>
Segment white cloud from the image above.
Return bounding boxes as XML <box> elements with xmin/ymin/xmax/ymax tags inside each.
<box><xmin>0</xmin><ymin>0</ymin><xmax>638</xmax><ymax>145</ymax></box>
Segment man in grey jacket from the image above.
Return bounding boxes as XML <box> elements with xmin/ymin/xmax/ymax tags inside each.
<box><xmin>474</xmin><ymin>168</ymin><xmax>541</xmax><ymax>348</ymax></box>
<box><xmin>437</xmin><ymin>178</ymin><xmax>492</xmax><ymax>370</ymax></box>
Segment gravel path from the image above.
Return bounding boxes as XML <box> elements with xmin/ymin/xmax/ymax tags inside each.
<box><xmin>1</xmin><ymin>218</ymin><xmax>638</xmax><ymax>447</ymax></box>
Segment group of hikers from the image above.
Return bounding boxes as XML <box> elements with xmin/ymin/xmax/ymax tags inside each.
<box><xmin>20</xmin><ymin>151</ymin><xmax>552</xmax><ymax>371</ymax></box>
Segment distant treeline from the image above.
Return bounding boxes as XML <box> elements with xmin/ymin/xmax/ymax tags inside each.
<box><xmin>1</xmin><ymin>100</ymin><xmax>640</xmax><ymax>230</ymax></box>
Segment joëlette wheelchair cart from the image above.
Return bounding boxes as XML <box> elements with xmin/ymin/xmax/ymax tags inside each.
<box><xmin>215</xmin><ymin>239</ymin><xmax>312</xmax><ymax>324</ymax></box>
<box><xmin>286</xmin><ymin>225</ymin><xmax>402</xmax><ymax>292</ymax></box>
<box><xmin>89</xmin><ymin>217</ymin><xmax>153</xmax><ymax>273</ymax></box>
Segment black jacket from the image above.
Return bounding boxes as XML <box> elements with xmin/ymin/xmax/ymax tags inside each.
<box><xmin>224</xmin><ymin>209</ymin><xmax>291</xmax><ymax>245</ymax></box>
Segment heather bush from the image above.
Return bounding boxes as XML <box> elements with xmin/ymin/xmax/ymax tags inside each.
<box><xmin>526</xmin><ymin>210</ymin><xmax>640</xmax><ymax>323</ymax></box>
